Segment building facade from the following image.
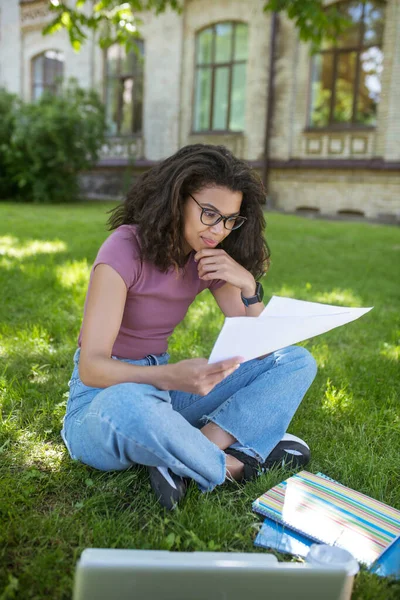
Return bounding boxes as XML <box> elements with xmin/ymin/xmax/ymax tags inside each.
<box><xmin>1</xmin><ymin>0</ymin><xmax>399</xmax><ymax>220</ymax></box>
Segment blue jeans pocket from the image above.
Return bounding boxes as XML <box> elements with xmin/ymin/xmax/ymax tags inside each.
<box><xmin>65</xmin><ymin>371</ymin><xmax>101</xmax><ymax>421</ymax></box>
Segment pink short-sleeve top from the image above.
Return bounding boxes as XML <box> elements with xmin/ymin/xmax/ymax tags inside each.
<box><xmin>78</xmin><ymin>224</ymin><xmax>225</xmax><ymax>359</ymax></box>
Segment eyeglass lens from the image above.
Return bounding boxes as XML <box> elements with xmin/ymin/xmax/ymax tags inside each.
<box><xmin>201</xmin><ymin>210</ymin><xmax>245</xmax><ymax>230</ymax></box>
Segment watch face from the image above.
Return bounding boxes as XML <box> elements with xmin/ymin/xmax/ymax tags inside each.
<box><xmin>256</xmin><ymin>282</ymin><xmax>264</xmax><ymax>302</ymax></box>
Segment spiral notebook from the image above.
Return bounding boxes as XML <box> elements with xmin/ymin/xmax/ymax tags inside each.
<box><xmin>252</xmin><ymin>471</ymin><xmax>400</xmax><ymax>568</ymax></box>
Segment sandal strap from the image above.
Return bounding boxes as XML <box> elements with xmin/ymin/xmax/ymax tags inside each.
<box><xmin>225</xmin><ymin>448</ymin><xmax>260</xmax><ymax>482</ymax></box>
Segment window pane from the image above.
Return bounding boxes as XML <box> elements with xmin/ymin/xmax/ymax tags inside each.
<box><xmin>234</xmin><ymin>23</ymin><xmax>248</xmax><ymax>61</ymax></box>
<box><xmin>215</xmin><ymin>23</ymin><xmax>233</xmax><ymax>63</ymax></box>
<box><xmin>133</xmin><ymin>76</ymin><xmax>143</xmax><ymax>134</ymax></box>
<box><xmin>121</xmin><ymin>50</ymin><xmax>135</xmax><ymax>75</ymax></box>
<box><xmin>333</xmin><ymin>51</ymin><xmax>357</xmax><ymax>122</ymax></box>
<box><xmin>194</xmin><ymin>67</ymin><xmax>212</xmax><ymax>130</ymax></box>
<box><xmin>229</xmin><ymin>63</ymin><xmax>246</xmax><ymax>130</ymax></box>
<box><xmin>356</xmin><ymin>46</ymin><xmax>383</xmax><ymax>124</ymax></box>
<box><xmin>197</xmin><ymin>28</ymin><xmax>213</xmax><ymax>65</ymax></box>
<box><xmin>337</xmin><ymin>1</ymin><xmax>363</xmax><ymax>48</ymax></box>
<box><xmin>105</xmin><ymin>78</ymin><xmax>119</xmax><ymax>135</ymax></box>
<box><xmin>33</xmin><ymin>55</ymin><xmax>44</xmax><ymax>86</ymax></box>
<box><xmin>309</xmin><ymin>53</ymin><xmax>333</xmax><ymax>127</ymax></box>
<box><xmin>44</xmin><ymin>57</ymin><xmax>57</xmax><ymax>85</ymax></box>
<box><xmin>33</xmin><ymin>85</ymin><xmax>44</xmax><ymax>101</ymax></box>
<box><xmin>56</xmin><ymin>59</ymin><xmax>63</xmax><ymax>78</ymax></box>
<box><xmin>120</xmin><ymin>79</ymin><xmax>133</xmax><ymax>135</ymax></box>
<box><xmin>212</xmin><ymin>66</ymin><xmax>229</xmax><ymax>130</ymax></box>
<box><xmin>33</xmin><ymin>51</ymin><xmax>63</xmax><ymax>97</ymax></box>
<box><xmin>107</xmin><ymin>44</ymin><xmax>120</xmax><ymax>75</ymax></box>
<box><xmin>363</xmin><ymin>1</ymin><xmax>385</xmax><ymax>46</ymax></box>
<box><xmin>121</xmin><ymin>40</ymin><xmax>144</xmax><ymax>74</ymax></box>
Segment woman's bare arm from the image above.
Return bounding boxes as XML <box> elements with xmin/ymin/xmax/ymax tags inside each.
<box><xmin>79</xmin><ymin>264</ymin><xmax>162</xmax><ymax>388</ymax></box>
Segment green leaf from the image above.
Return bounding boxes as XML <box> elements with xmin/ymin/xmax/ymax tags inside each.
<box><xmin>60</xmin><ymin>11</ymin><xmax>72</xmax><ymax>27</ymax></box>
<box><xmin>42</xmin><ymin>17</ymin><xmax>63</xmax><ymax>36</ymax></box>
<box><xmin>164</xmin><ymin>533</ymin><xmax>175</xmax><ymax>549</ymax></box>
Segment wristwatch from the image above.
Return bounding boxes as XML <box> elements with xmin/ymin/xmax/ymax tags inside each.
<box><xmin>241</xmin><ymin>281</ymin><xmax>264</xmax><ymax>306</ymax></box>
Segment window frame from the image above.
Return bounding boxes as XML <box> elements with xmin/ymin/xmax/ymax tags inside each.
<box><xmin>307</xmin><ymin>0</ymin><xmax>385</xmax><ymax>130</ymax></box>
<box><xmin>31</xmin><ymin>50</ymin><xmax>64</xmax><ymax>101</ymax></box>
<box><xmin>103</xmin><ymin>41</ymin><xmax>144</xmax><ymax>138</ymax></box>
<box><xmin>192</xmin><ymin>21</ymin><xmax>248</xmax><ymax>134</ymax></box>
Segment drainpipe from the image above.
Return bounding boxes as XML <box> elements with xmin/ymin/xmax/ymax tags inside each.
<box><xmin>262</xmin><ymin>12</ymin><xmax>278</xmax><ymax>208</ymax></box>
<box><xmin>178</xmin><ymin>0</ymin><xmax>187</xmax><ymax>150</ymax></box>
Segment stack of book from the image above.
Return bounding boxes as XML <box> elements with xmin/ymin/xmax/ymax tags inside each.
<box><xmin>252</xmin><ymin>471</ymin><xmax>400</xmax><ymax>579</ymax></box>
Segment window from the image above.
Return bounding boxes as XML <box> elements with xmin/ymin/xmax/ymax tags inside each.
<box><xmin>105</xmin><ymin>41</ymin><xmax>144</xmax><ymax>136</ymax></box>
<box><xmin>194</xmin><ymin>22</ymin><xmax>248</xmax><ymax>132</ymax></box>
<box><xmin>309</xmin><ymin>1</ymin><xmax>385</xmax><ymax>128</ymax></box>
<box><xmin>32</xmin><ymin>50</ymin><xmax>64</xmax><ymax>100</ymax></box>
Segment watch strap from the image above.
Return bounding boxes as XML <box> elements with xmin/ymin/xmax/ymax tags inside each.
<box><xmin>241</xmin><ymin>281</ymin><xmax>264</xmax><ymax>307</ymax></box>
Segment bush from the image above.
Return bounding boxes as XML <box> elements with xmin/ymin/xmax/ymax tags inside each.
<box><xmin>0</xmin><ymin>88</ymin><xmax>19</xmax><ymax>199</ymax></box>
<box><xmin>4</xmin><ymin>81</ymin><xmax>106</xmax><ymax>203</ymax></box>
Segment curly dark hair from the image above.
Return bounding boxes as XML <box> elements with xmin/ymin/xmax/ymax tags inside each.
<box><xmin>108</xmin><ymin>144</ymin><xmax>270</xmax><ymax>279</ymax></box>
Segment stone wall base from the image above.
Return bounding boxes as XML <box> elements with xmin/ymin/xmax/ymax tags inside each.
<box><xmin>79</xmin><ymin>165</ymin><xmax>400</xmax><ymax>224</ymax></box>
<box><xmin>79</xmin><ymin>164</ymin><xmax>148</xmax><ymax>200</ymax></box>
<box><xmin>270</xmin><ymin>168</ymin><xmax>400</xmax><ymax>222</ymax></box>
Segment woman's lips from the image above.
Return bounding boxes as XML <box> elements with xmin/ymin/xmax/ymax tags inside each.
<box><xmin>201</xmin><ymin>236</ymin><xmax>218</xmax><ymax>247</ymax></box>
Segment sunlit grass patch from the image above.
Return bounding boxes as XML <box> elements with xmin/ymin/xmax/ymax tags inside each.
<box><xmin>380</xmin><ymin>341</ymin><xmax>400</xmax><ymax>361</ymax></box>
<box><xmin>0</xmin><ymin>324</ymin><xmax>56</xmax><ymax>361</ymax></box>
<box><xmin>55</xmin><ymin>260</ymin><xmax>90</xmax><ymax>290</ymax></box>
<box><xmin>321</xmin><ymin>379</ymin><xmax>352</xmax><ymax>414</ymax></box>
<box><xmin>314</xmin><ymin>288</ymin><xmax>364</xmax><ymax>307</ymax></box>
<box><xmin>0</xmin><ymin>235</ymin><xmax>67</xmax><ymax>259</ymax></box>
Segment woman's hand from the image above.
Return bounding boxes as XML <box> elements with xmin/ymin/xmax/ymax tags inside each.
<box><xmin>161</xmin><ymin>356</ymin><xmax>243</xmax><ymax>396</ymax></box>
<box><xmin>195</xmin><ymin>249</ymin><xmax>256</xmax><ymax>297</ymax></box>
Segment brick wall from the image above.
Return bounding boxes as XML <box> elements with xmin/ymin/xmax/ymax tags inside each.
<box><xmin>270</xmin><ymin>169</ymin><xmax>400</xmax><ymax>221</ymax></box>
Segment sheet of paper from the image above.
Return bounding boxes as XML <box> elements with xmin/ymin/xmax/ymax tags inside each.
<box><xmin>260</xmin><ymin>295</ymin><xmax>361</xmax><ymax>318</ymax></box>
<box><xmin>208</xmin><ymin>296</ymin><xmax>373</xmax><ymax>364</ymax></box>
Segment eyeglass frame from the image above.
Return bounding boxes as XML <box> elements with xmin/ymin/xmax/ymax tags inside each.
<box><xmin>188</xmin><ymin>193</ymin><xmax>247</xmax><ymax>231</ymax></box>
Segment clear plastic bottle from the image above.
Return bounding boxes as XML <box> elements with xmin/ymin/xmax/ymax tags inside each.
<box><xmin>306</xmin><ymin>544</ymin><xmax>360</xmax><ymax>600</ymax></box>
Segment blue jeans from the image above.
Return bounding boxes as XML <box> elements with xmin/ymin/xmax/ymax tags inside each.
<box><xmin>61</xmin><ymin>346</ymin><xmax>317</xmax><ymax>492</ymax></box>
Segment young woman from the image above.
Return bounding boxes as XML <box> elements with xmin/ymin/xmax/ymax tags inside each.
<box><xmin>61</xmin><ymin>144</ymin><xmax>317</xmax><ymax>509</ymax></box>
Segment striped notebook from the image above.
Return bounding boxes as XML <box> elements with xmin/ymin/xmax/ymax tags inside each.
<box><xmin>252</xmin><ymin>471</ymin><xmax>400</xmax><ymax>567</ymax></box>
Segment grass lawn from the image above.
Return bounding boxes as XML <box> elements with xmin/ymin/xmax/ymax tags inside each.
<box><xmin>1</xmin><ymin>201</ymin><xmax>399</xmax><ymax>600</ymax></box>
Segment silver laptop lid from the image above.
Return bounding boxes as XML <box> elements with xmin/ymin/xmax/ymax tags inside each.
<box><xmin>73</xmin><ymin>549</ymin><xmax>348</xmax><ymax>600</ymax></box>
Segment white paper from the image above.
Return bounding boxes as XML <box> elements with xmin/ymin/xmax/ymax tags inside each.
<box><xmin>208</xmin><ymin>296</ymin><xmax>373</xmax><ymax>364</ymax></box>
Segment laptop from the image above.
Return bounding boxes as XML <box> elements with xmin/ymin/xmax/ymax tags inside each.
<box><xmin>73</xmin><ymin>549</ymin><xmax>349</xmax><ymax>600</ymax></box>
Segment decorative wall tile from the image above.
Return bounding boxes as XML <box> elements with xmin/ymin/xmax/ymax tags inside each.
<box><xmin>305</xmin><ymin>137</ymin><xmax>323</xmax><ymax>154</ymax></box>
<box><xmin>328</xmin><ymin>137</ymin><xmax>345</xmax><ymax>154</ymax></box>
<box><xmin>100</xmin><ymin>137</ymin><xmax>144</xmax><ymax>159</ymax></box>
<box><xmin>350</xmin><ymin>136</ymin><xmax>368</xmax><ymax>154</ymax></box>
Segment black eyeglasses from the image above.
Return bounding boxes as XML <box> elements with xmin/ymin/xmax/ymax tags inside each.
<box><xmin>189</xmin><ymin>194</ymin><xmax>247</xmax><ymax>231</ymax></box>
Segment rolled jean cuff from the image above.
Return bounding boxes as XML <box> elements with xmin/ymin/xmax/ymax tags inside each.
<box><xmin>193</xmin><ymin>446</ymin><xmax>226</xmax><ymax>493</ymax></box>
<box><xmin>201</xmin><ymin>412</ymin><xmax>264</xmax><ymax>464</ymax></box>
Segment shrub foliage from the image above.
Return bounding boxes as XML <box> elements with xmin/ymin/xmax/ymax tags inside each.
<box><xmin>0</xmin><ymin>81</ymin><xmax>105</xmax><ymax>203</ymax></box>
<box><xmin>0</xmin><ymin>89</ymin><xmax>19</xmax><ymax>199</ymax></box>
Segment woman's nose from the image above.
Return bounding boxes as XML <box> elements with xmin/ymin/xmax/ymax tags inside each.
<box><xmin>209</xmin><ymin>220</ymin><xmax>224</xmax><ymax>235</ymax></box>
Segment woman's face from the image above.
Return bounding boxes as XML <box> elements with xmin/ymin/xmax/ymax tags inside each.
<box><xmin>182</xmin><ymin>186</ymin><xmax>243</xmax><ymax>254</ymax></box>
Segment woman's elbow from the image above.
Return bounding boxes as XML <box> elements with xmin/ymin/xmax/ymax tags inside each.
<box><xmin>78</xmin><ymin>354</ymin><xmax>101</xmax><ymax>387</ymax></box>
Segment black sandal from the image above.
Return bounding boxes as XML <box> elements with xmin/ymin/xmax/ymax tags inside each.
<box><xmin>225</xmin><ymin>434</ymin><xmax>311</xmax><ymax>482</ymax></box>
<box><xmin>148</xmin><ymin>466</ymin><xmax>188</xmax><ymax>510</ymax></box>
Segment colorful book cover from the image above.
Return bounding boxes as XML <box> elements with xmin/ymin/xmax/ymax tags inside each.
<box><xmin>252</xmin><ymin>471</ymin><xmax>400</xmax><ymax>567</ymax></box>
<box><xmin>254</xmin><ymin>517</ymin><xmax>313</xmax><ymax>557</ymax></box>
